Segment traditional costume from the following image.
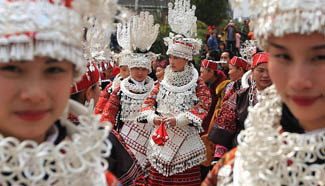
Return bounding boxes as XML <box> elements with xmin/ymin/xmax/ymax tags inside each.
<box><xmin>77</xmin><ymin>15</ymin><xmax>147</xmax><ymax>186</ymax></box>
<box><xmin>200</xmin><ymin>59</ymin><xmax>227</xmax><ymax>178</ymax></box>
<box><xmin>204</xmin><ymin>42</ymin><xmax>257</xmax><ymax>163</ymax></box>
<box><xmin>0</xmin><ymin>0</ymin><xmax>119</xmax><ymax>185</ymax></box>
<box><xmin>70</xmin><ymin>65</ymin><xmax>145</xmax><ymax>186</ymax></box>
<box><xmin>138</xmin><ymin>0</ymin><xmax>211</xmax><ymax>184</ymax></box>
<box><xmin>95</xmin><ymin>54</ymin><xmax>129</xmax><ymax>115</ymax></box>
<box><xmin>101</xmin><ymin>12</ymin><xmax>159</xmax><ymax>174</ymax></box>
<box><xmin>208</xmin><ymin>52</ymin><xmax>268</xmax><ymax>160</ymax></box>
<box><xmin>203</xmin><ymin>0</ymin><xmax>325</xmax><ymax>185</ymax></box>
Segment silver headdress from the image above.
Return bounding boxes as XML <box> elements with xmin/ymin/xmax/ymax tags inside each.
<box><xmin>84</xmin><ymin>8</ymin><xmax>117</xmax><ymax>68</ymax></box>
<box><xmin>131</xmin><ymin>11</ymin><xmax>160</xmax><ymax>52</ymax></box>
<box><xmin>230</xmin><ymin>0</ymin><xmax>325</xmax><ymax>49</ymax></box>
<box><xmin>240</xmin><ymin>40</ymin><xmax>258</xmax><ymax>65</ymax></box>
<box><xmin>168</xmin><ymin>0</ymin><xmax>197</xmax><ymax>38</ymax></box>
<box><xmin>0</xmin><ymin>0</ymin><xmax>118</xmax><ymax>82</ymax></box>
<box><xmin>116</xmin><ymin>19</ymin><xmax>133</xmax><ymax>67</ymax></box>
<box><xmin>165</xmin><ymin>0</ymin><xmax>202</xmax><ymax>61</ymax></box>
<box><xmin>117</xmin><ymin>11</ymin><xmax>160</xmax><ymax>72</ymax></box>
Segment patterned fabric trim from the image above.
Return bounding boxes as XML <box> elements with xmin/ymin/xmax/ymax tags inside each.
<box><xmin>201</xmin><ymin>148</ymin><xmax>237</xmax><ymax>186</ymax></box>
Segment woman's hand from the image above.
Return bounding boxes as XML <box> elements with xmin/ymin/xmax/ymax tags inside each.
<box><xmin>164</xmin><ymin>117</ymin><xmax>176</xmax><ymax>128</ymax></box>
<box><xmin>154</xmin><ymin>116</ymin><xmax>165</xmax><ymax>126</ymax></box>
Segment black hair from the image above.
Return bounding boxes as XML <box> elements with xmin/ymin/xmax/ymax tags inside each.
<box><xmin>134</xmin><ymin>48</ymin><xmax>149</xmax><ymax>54</ymax></box>
<box><xmin>70</xmin><ymin>84</ymin><xmax>97</xmax><ymax>104</ymax></box>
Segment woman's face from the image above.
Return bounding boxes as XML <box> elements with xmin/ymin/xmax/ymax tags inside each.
<box><xmin>252</xmin><ymin>63</ymin><xmax>272</xmax><ymax>91</ymax></box>
<box><xmin>156</xmin><ymin>66</ymin><xmax>165</xmax><ymax>82</ymax></box>
<box><xmin>200</xmin><ymin>67</ymin><xmax>215</xmax><ymax>83</ymax></box>
<box><xmin>169</xmin><ymin>55</ymin><xmax>188</xmax><ymax>72</ymax></box>
<box><xmin>130</xmin><ymin>67</ymin><xmax>149</xmax><ymax>82</ymax></box>
<box><xmin>268</xmin><ymin>33</ymin><xmax>325</xmax><ymax>131</ymax></box>
<box><xmin>119</xmin><ymin>65</ymin><xmax>129</xmax><ymax>79</ymax></box>
<box><xmin>228</xmin><ymin>64</ymin><xmax>243</xmax><ymax>81</ymax></box>
<box><xmin>0</xmin><ymin>56</ymin><xmax>73</xmax><ymax>143</ymax></box>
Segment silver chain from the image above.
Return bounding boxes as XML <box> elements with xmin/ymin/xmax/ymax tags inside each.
<box><xmin>248</xmin><ymin>77</ymin><xmax>256</xmax><ymax>107</ymax></box>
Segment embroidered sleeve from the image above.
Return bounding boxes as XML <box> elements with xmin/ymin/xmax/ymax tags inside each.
<box><xmin>138</xmin><ymin>83</ymin><xmax>160</xmax><ymax>125</ymax></box>
<box><xmin>202</xmin><ymin>148</ymin><xmax>236</xmax><ymax>186</ymax></box>
<box><xmin>100</xmin><ymin>87</ymin><xmax>121</xmax><ymax>125</ymax></box>
<box><xmin>95</xmin><ymin>82</ymin><xmax>113</xmax><ymax>115</ymax></box>
<box><xmin>185</xmin><ymin>78</ymin><xmax>212</xmax><ymax>129</ymax></box>
<box><xmin>207</xmin><ymin>92</ymin><xmax>237</xmax><ymax>157</ymax></box>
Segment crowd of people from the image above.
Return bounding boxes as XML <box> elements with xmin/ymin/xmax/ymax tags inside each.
<box><xmin>0</xmin><ymin>0</ymin><xmax>324</xmax><ymax>185</ymax></box>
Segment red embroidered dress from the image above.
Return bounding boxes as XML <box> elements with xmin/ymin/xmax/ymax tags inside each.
<box><xmin>138</xmin><ymin>64</ymin><xmax>212</xmax><ymax>184</ymax></box>
<box><xmin>101</xmin><ymin>77</ymin><xmax>155</xmax><ymax>172</ymax></box>
<box><xmin>95</xmin><ymin>74</ymin><xmax>124</xmax><ymax>115</ymax></box>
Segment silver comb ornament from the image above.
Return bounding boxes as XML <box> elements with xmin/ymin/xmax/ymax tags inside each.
<box><xmin>117</xmin><ymin>20</ymin><xmax>132</xmax><ymax>52</ymax></box>
<box><xmin>240</xmin><ymin>40</ymin><xmax>258</xmax><ymax>64</ymax></box>
<box><xmin>163</xmin><ymin>0</ymin><xmax>201</xmax><ymax>61</ymax></box>
<box><xmin>131</xmin><ymin>11</ymin><xmax>160</xmax><ymax>52</ymax></box>
<box><xmin>168</xmin><ymin>0</ymin><xmax>197</xmax><ymax>38</ymax></box>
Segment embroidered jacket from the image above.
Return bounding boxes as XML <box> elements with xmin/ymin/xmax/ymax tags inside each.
<box><xmin>95</xmin><ymin>74</ymin><xmax>123</xmax><ymax>115</ymax></box>
<box><xmin>101</xmin><ymin>77</ymin><xmax>155</xmax><ymax>171</ymax></box>
<box><xmin>208</xmin><ymin>85</ymin><xmax>258</xmax><ymax>160</ymax></box>
<box><xmin>139</xmin><ymin>67</ymin><xmax>212</xmax><ymax>176</ymax></box>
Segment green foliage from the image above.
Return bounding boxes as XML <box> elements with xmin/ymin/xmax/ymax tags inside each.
<box><xmin>150</xmin><ymin>18</ymin><xmax>171</xmax><ymax>57</ymax></box>
<box><xmin>191</xmin><ymin>0</ymin><xmax>230</xmax><ymax>29</ymax></box>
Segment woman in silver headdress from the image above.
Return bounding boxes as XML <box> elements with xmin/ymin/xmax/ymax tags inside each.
<box><xmin>138</xmin><ymin>0</ymin><xmax>212</xmax><ymax>185</ymax></box>
<box><xmin>0</xmin><ymin>0</ymin><xmax>121</xmax><ymax>185</ymax></box>
<box><xmin>203</xmin><ymin>0</ymin><xmax>325</xmax><ymax>185</ymax></box>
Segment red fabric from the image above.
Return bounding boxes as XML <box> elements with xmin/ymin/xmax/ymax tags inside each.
<box><xmin>100</xmin><ymin>87</ymin><xmax>121</xmax><ymax>124</ymax></box>
<box><xmin>152</xmin><ymin>123</ymin><xmax>169</xmax><ymax>146</ymax></box>
<box><xmin>68</xmin><ymin>113</ymin><xmax>79</xmax><ymax>123</ymax></box>
<box><xmin>112</xmin><ymin>67</ymin><xmax>120</xmax><ymax>77</ymax></box>
<box><xmin>71</xmin><ymin>62</ymin><xmax>100</xmax><ymax>94</ymax></box>
<box><xmin>210</xmin><ymin>92</ymin><xmax>237</xmax><ymax>158</ymax></box>
<box><xmin>214</xmin><ymin>92</ymin><xmax>237</xmax><ymax>134</ymax></box>
<box><xmin>248</xmin><ymin>31</ymin><xmax>255</xmax><ymax>40</ymax></box>
<box><xmin>95</xmin><ymin>82</ymin><xmax>113</xmax><ymax>115</ymax></box>
<box><xmin>105</xmin><ymin>171</ymin><xmax>122</xmax><ymax>186</ymax></box>
<box><xmin>148</xmin><ymin>166</ymin><xmax>201</xmax><ymax>186</ymax></box>
<box><xmin>101</xmin><ymin>60</ymin><xmax>113</xmax><ymax>71</ymax></box>
<box><xmin>201</xmin><ymin>59</ymin><xmax>219</xmax><ymax>70</ymax></box>
<box><xmin>229</xmin><ymin>56</ymin><xmax>249</xmax><ymax>70</ymax></box>
<box><xmin>252</xmin><ymin>52</ymin><xmax>269</xmax><ymax>68</ymax></box>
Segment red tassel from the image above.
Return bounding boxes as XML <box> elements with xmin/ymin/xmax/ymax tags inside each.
<box><xmin>152</xmin><ymin>123</ymin><xmax>169</xmax><ymax>146</ymax></box>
